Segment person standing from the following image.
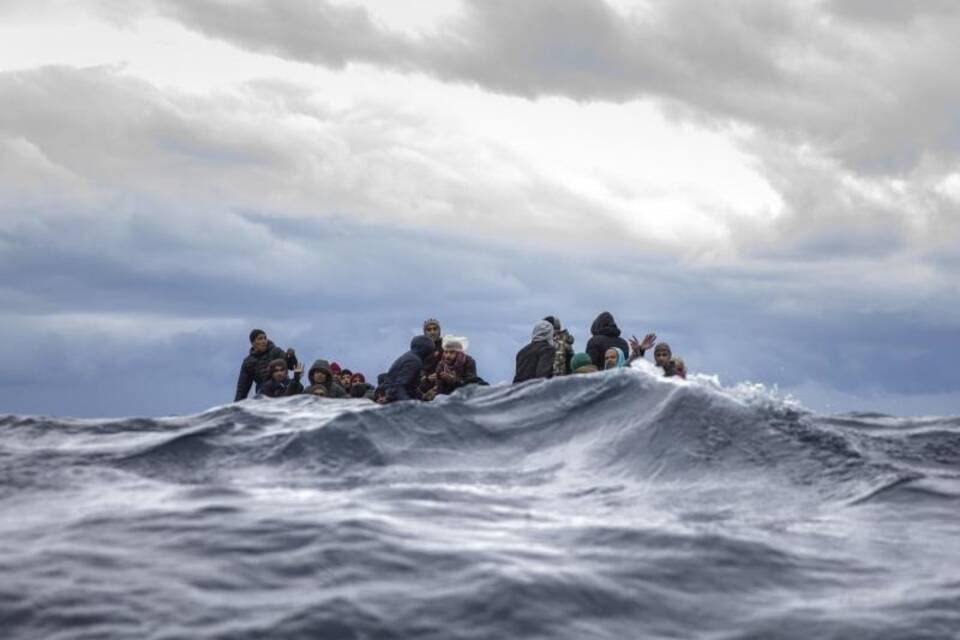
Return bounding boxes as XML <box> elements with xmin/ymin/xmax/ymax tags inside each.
<box><xmin>514</xmin><ymin>320</ymin><xmax>557</xmax><ymax>383</ymax></box>
<box><xmin>234</xmin><ymin>329</ymin><xmax>298</xmax><ymax>401</ymax></box>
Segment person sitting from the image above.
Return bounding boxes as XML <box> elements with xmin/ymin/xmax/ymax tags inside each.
<box><xmin>348</xmin><ymin>373</ymin><xmax>375</xmax><ymax>400</ymax></box>
<box><xmin>235</xmin><ymin>329</ymin><xmax>298</xmax><ymax>401</ymax></box>
<box><xmin>339</xmin><ymin>369</ymin><xmax>354</xmax><ymax>394</ymax></box>
<box><xmin>586</xmin><ymin>312</ymin><xmax>655</xmax><ymax>370</ymax></box>
<box><xmin>570</xmin><ymin>352</ymin><xmax>599</xmax><ymax>374</ymax></box>
<box><xmin>654</xmin><ymin>343</ymin><xmax>679</xmax><ymax>377</ymax></box>
<box><xmin>383</xmin><ymin>336</ymin><xmax>437</xmax><ymax>403</ymax></box>
<box><xmin>603</xmin><ymin>347</ymin><xmax>627</xmax><ymax>370</ymax></box>
<box><xmin>672</xmin><ymin>357</ymin><xmax>687</xmax><ymax>380</ymax></box>
<box><xmin>514</xmin><ymin>320</ymin><xmax>557</xmax><ymax>383</ymax></box>
<box><xmin>259</xmin><ymin>358</ymin><xmax>304</xmax><ymax>398</ymax></box>
<box><xmin>425</xmin><ymin>336</ymin><xmax>479</xmax><ymax>399</ymax></box>
<box><xmin>303</xmin><ymin>359</ymin><xmax>347</xmax><ymax>398</ymax></box>
<box><xmin>544</xmin><ymin>315</ymin><xmax>575</xmax><ymax>376</ymax></box>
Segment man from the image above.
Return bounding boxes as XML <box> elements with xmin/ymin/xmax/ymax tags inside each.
<box><xmin>234</xmin><ymin>329</ymin><xmax>298</xmax><ymax>401</ymax></box>
<box><xmin>654</xmin><ymin>343</ymin><xmax>679</xmax><ymax>377</ymax></box>
<box><xmin>258</xmin><ymin>359</ymin><xmax>305</xmax><ymax>398</ymax></box>
<box><xmin>426</xmin><ymin>336</ymin><xmax>480</xmax><ymax>399</ymax></box>
<box><xmin>514</xmin><ymin>320</ymin><xmax>557</xmax><ymax>383</ymax></box>
<box><xmin>544</xmin><ymin>316</ymin><xmax>575</xmax><ymax>376</ymax></box>
<box><xmin>303</xmin><ymin>359</ymin><xmax>347</xmax><ymax>398</ymax></box>
<box><xmin>383</xmin><ymin>335</ymin><xmax>437</xmax><ymax>403</ymax></box>
<box><xmin>420</xmin><ymin>318</ymin><xmax>444</xmax><ymax>384</ymax></box>
<box><xmin>586</xmin><ymin>312</ymin><xmax>656</xmax><ymax>370</ymax></box>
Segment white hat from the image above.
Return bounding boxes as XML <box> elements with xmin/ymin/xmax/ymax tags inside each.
<box><xmin>442</xmin><ymin>335</ymin><xmax>469</xmax><ymax>352</ymax></box>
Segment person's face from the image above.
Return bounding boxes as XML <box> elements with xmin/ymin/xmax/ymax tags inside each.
<box><xmin>443</xmin><ymin>349</ymin><xmax>459</xmax><ymax>364</ymax></box>
<box><xmin>340</xmin><ymin>373</ymin><xmax>352</xmax><ymax>386</ymax></box>
<box><xmin>253</xmin><ymin>333</ymin><xmax>268</xmax><ymax>353</ymax></box>
<box><xmin>271</xmin><ymin>367</ymin><xmax>286</xmax><ymax>382</ymax></box>
<box><xmin>604</xmin><ymin>349</ymin><xmax>619</xmax><ymax>370</ymax></box>
<box><xmin>424</xmin><ymin>324</ymin><xmax>441</xmax><ymax>341</ymax></box>
<box><xmin>312</xmin><ymin>370</ymin><xmax>328</xmax><ymax>385</ymax></box>
<box><xmin>311</xmin><ymin>386</ymin><xmax>327</xmax><ymax>397</ymax></box>
<box><xmin>675</xmin><ymin>361</ymin><xmax>686</xmax><ymax>376</ymax></box>
<box><xmin>655</xmin><ymin>350</ymin><xmax>671</xmax><ymax>367</ymax></box>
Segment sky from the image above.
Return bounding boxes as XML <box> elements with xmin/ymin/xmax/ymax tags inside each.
<box><xmin>1</xmin><ymin>0</ymin><xmax>958</xmax><ymax>418</ymax></box>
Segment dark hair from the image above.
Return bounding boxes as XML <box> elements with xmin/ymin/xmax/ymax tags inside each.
<box><xmin>249</xmin><ymin>328</ymin><xmax>266</xmax><ymax>343</ymax></box>
<box><xmin>342</xmin><ymin>369</ymin><xmax>353</xmax><ymax>377</ymax></box>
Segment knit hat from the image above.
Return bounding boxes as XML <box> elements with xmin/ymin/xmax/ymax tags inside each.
<box><xmin>442</xmin><ymin>335</ymin><xmax>469</xmax><ymax>352</ymax></box>
<box><xmin>570</xmin><ymin>352</ymin><xmax>593</xmax><ymax>371</ymax></box>
<box><xmin>329</xmin><ymin>362</ymin><xmax>342</xmax><ymax>375</ymax></box>
<box><xmin>423</xmin><ymin>318</ymin><xmax>441</xmax><ymax>331</ymax></box>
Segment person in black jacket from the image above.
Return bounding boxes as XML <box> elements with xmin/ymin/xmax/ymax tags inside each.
<box><xmin>383</xmin><ymin>335</ymin><xmax>437</xmax><ymax>403</ymax></box>
<box><xmin>234</xmin><ymin>329</ymin><xmax>298</xmax><ymax>401</ymax></box>
<box><xmin>514</xmin><ymin>320</ymin><xmax>557</xmax><ymax>383</ymax></box>
<box><xmin>585</xmin><ymin>312</ymin><xmax>656</xmax><ymax>370</ymax></box>
<box><xmin>258</xmin><ymin>358</ymin><xmax>305</xmax><ymax>398</ymax></box>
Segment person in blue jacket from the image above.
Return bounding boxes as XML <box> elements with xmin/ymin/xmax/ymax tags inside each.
<box><xmin>383</xmin><ymin>335</ymin><xmax>437</xmax><ymax>403</ymax></box>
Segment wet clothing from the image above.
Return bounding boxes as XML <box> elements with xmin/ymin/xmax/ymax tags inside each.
<box><xmin>235</xmin><ymin>341</ymin><xmax>297</xmax><ymax>401</ymax></box>
<box><xmin>305</xmin><ymin>359</ymin><xmax>347</xmax><ymax>398</ymax></box>
<box><xmin>514</xmin><ymin>321</ymin><xmax>557</xmax><ymax>383</ymax></box>
<box><xmin>433</xmin><ymin>353</ymin><xmax>479</xmax><ymax>396</ymax></box>
<box><xmin>586</xmin><ymin>312</ymin><xmax>633</xmax><ymax>370</ymax></box>
<box><xmin>384</xmin><ymin>336</ymin><xmax>437</xmax><ymax>403</ymax></box>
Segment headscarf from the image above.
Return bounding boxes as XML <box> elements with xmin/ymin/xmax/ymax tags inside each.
<box><xmin>604</xmin><ymin>347</ymin><xmax>626</xmax><ymax>369</ymax></box>
<box><xmin>570</xmin><ymin>352</ymin><xmax>593</xmax><ymax>371</ymax></box>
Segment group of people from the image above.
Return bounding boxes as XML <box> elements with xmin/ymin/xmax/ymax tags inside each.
<box><xmin>234</xmin><ymin>313</ymin><xmax>688</xmax><ymax>404</ymax></box>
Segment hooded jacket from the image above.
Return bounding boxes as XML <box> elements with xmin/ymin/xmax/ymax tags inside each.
<box><xmin>235</xmin><ymin>340</ymin><xmax>297</xmax><ymax>401</ymax></box>
<box><xmin>304</xmin><ymin>359</ymin><xmax>347</xmax><ymax>398</ymax></box>
<box><xmin>384</xmin><ymin>336</ymin><xmax>437</xmax><ymax>402</ymax></box>
<box><xmin>514</xmin><ymin>320</ymin><xmax>557</xmax><ymax>383</ymax></box>
<box><xmin>586</xmin><ymin>312</ymin><xmax>632</xmax><ymax>370</ymax></box>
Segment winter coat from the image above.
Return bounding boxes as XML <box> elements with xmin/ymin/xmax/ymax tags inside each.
<box><xmin>433</xmin><ymin>354</ymin><xmax>479</xmax><ymax>396</ymax></box>
<box><xmin>552</xmin><ymin>329</ymin><xmax>575</xmax><ymax>376</ymax></box>
<box><xmin>514</xmin><ymin>321</ymin><xmax>557</xmax><ymax>383</ymax></box>
<box><xmin>304</xmin><ymin>359</ymin><xmax>347</xmax><ymax>398</ymax></box>
<box><xmin>384</xmin><ymin>336</ymin><xmax>437</xmax><ymax>403</ymax></box>
<box><xmin>586</xmin><ymin>312</ymin><xmax>632</xmax><ymax>370</ymax></box>
<box><xmin>235</xmin><ymin>341</ymin><xmax>297</xmax><ymax>401</ymax></box>
<box><xmin>259</xmin><ymin>376</ymin><xmax>304</xmax><ymax>398</ymax></box>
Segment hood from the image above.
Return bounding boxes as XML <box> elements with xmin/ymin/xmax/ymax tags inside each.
<box><xmin>410</xmin><ymin>335</ymin><xmax>437</xmax><ymax>359</ymax></box>
<box><xmin>531</xmin><ymin>320</ymin><xmax>555</xmax><ymax>344</ymax></box>
<box><xmin>590</xmin><ymin>312</ymin><xmax>621</xmax><ymax>338</ymax></box>
<box><xmin>308</xmin><ymin>359</ymin><xmax>332</xmax><ymax>384</ymax></box>
<box><xmin>604</xmin><ymin>347</ymin><xmax>627</xmax><ymax>370</ymax></box>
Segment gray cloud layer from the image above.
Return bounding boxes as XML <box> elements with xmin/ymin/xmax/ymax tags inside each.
<box><xmin>152</xmin><ymin>0</ymin><xmax>960</xmax><ymax>176</ymax></box>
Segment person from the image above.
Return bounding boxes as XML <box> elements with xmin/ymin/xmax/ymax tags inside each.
<box><xmin>383</xmin><ymin>335</ymin><xmax>437</xmax><ymax>403</ymax></box>
<box><xmin>258</xmin><ymin>358</ymin><xmax>304</xmax><ymax>398</ymax></box>
<box><xmin>422</xmin><ymin>318</ymin><xmax>443</xmax><ymax>371</ymax></box>
<box><xmin>672</xmin><ymin>357</ymin><xmax>687</xmax><ymax>380</ymax></box>
<box><xmin>570</xmin><ymin>352</ymin><xmax>599</xmax><ymax>374</ymax></box>
<box><xmin>514</xmin><ymin>320</ymin><xmax>557</xmax><ymax>383</ymax></box>
<box><xmin>603</xmin><ymin>347</ymin><xmax>627</xmax><ymax>370</ymax></box>
<box><xmin>654</xmin><ymin>343</ymin><xmax>679</xmax><ymax>377</ymax></box>
<box><xmin>544</xmin><ymin>316</ymin><xmax>575</xmax><ymax>376</ymax></box>
<box><xmin>585</xmin><ymin>312</ymin><xmax>655</xmax><ymax>371</ymax></box>
<box><xmin>303</xmin><ymin>359</ymin><xmax>347</xmax><ymax>398</ymax></box>
<box><xmin>234</xmin><ymin>329</ymin><xmax>298</xmax><ymax>401</ymax></box>
<box><xmin>339</xmin><ymin>369</ymin><xmax>354</xmax><ymax>393</ymax></box>
<box><xmin>329</xmin><ymin>362</ymin><xmax>343</xmax><ymax>378</ymax></box>
<box><xmin>425</xmin><ymin>336</ymin><xmax>479</xmax><ymax>399</ymax></box>
<box><xmin>349</xmin><ymin>372</ymin><xmax>375</xmax><ymax>399</ymax></box>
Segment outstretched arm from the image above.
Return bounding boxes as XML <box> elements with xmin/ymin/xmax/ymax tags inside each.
<box><xmin>628</xmin><ymin>333</ymin><xmax>656</xmax><ymax>360</ymax></box>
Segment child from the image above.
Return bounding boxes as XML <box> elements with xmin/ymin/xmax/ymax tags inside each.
<box><xmin>259</xmin><ymin>359</ymin><xmax>304</xmax><ymax>398</ymax></box>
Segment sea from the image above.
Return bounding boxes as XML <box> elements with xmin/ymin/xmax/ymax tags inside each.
<box><xmin>1</xmin><ymin>364</ymin><xmax>958</xmax><ymax>639</ymax></box>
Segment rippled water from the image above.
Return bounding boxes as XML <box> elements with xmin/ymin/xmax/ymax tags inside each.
<box><xmin>2</xmin><ymin>367</ymin><xmax>959</xmax><ymax>639</ymax></box>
